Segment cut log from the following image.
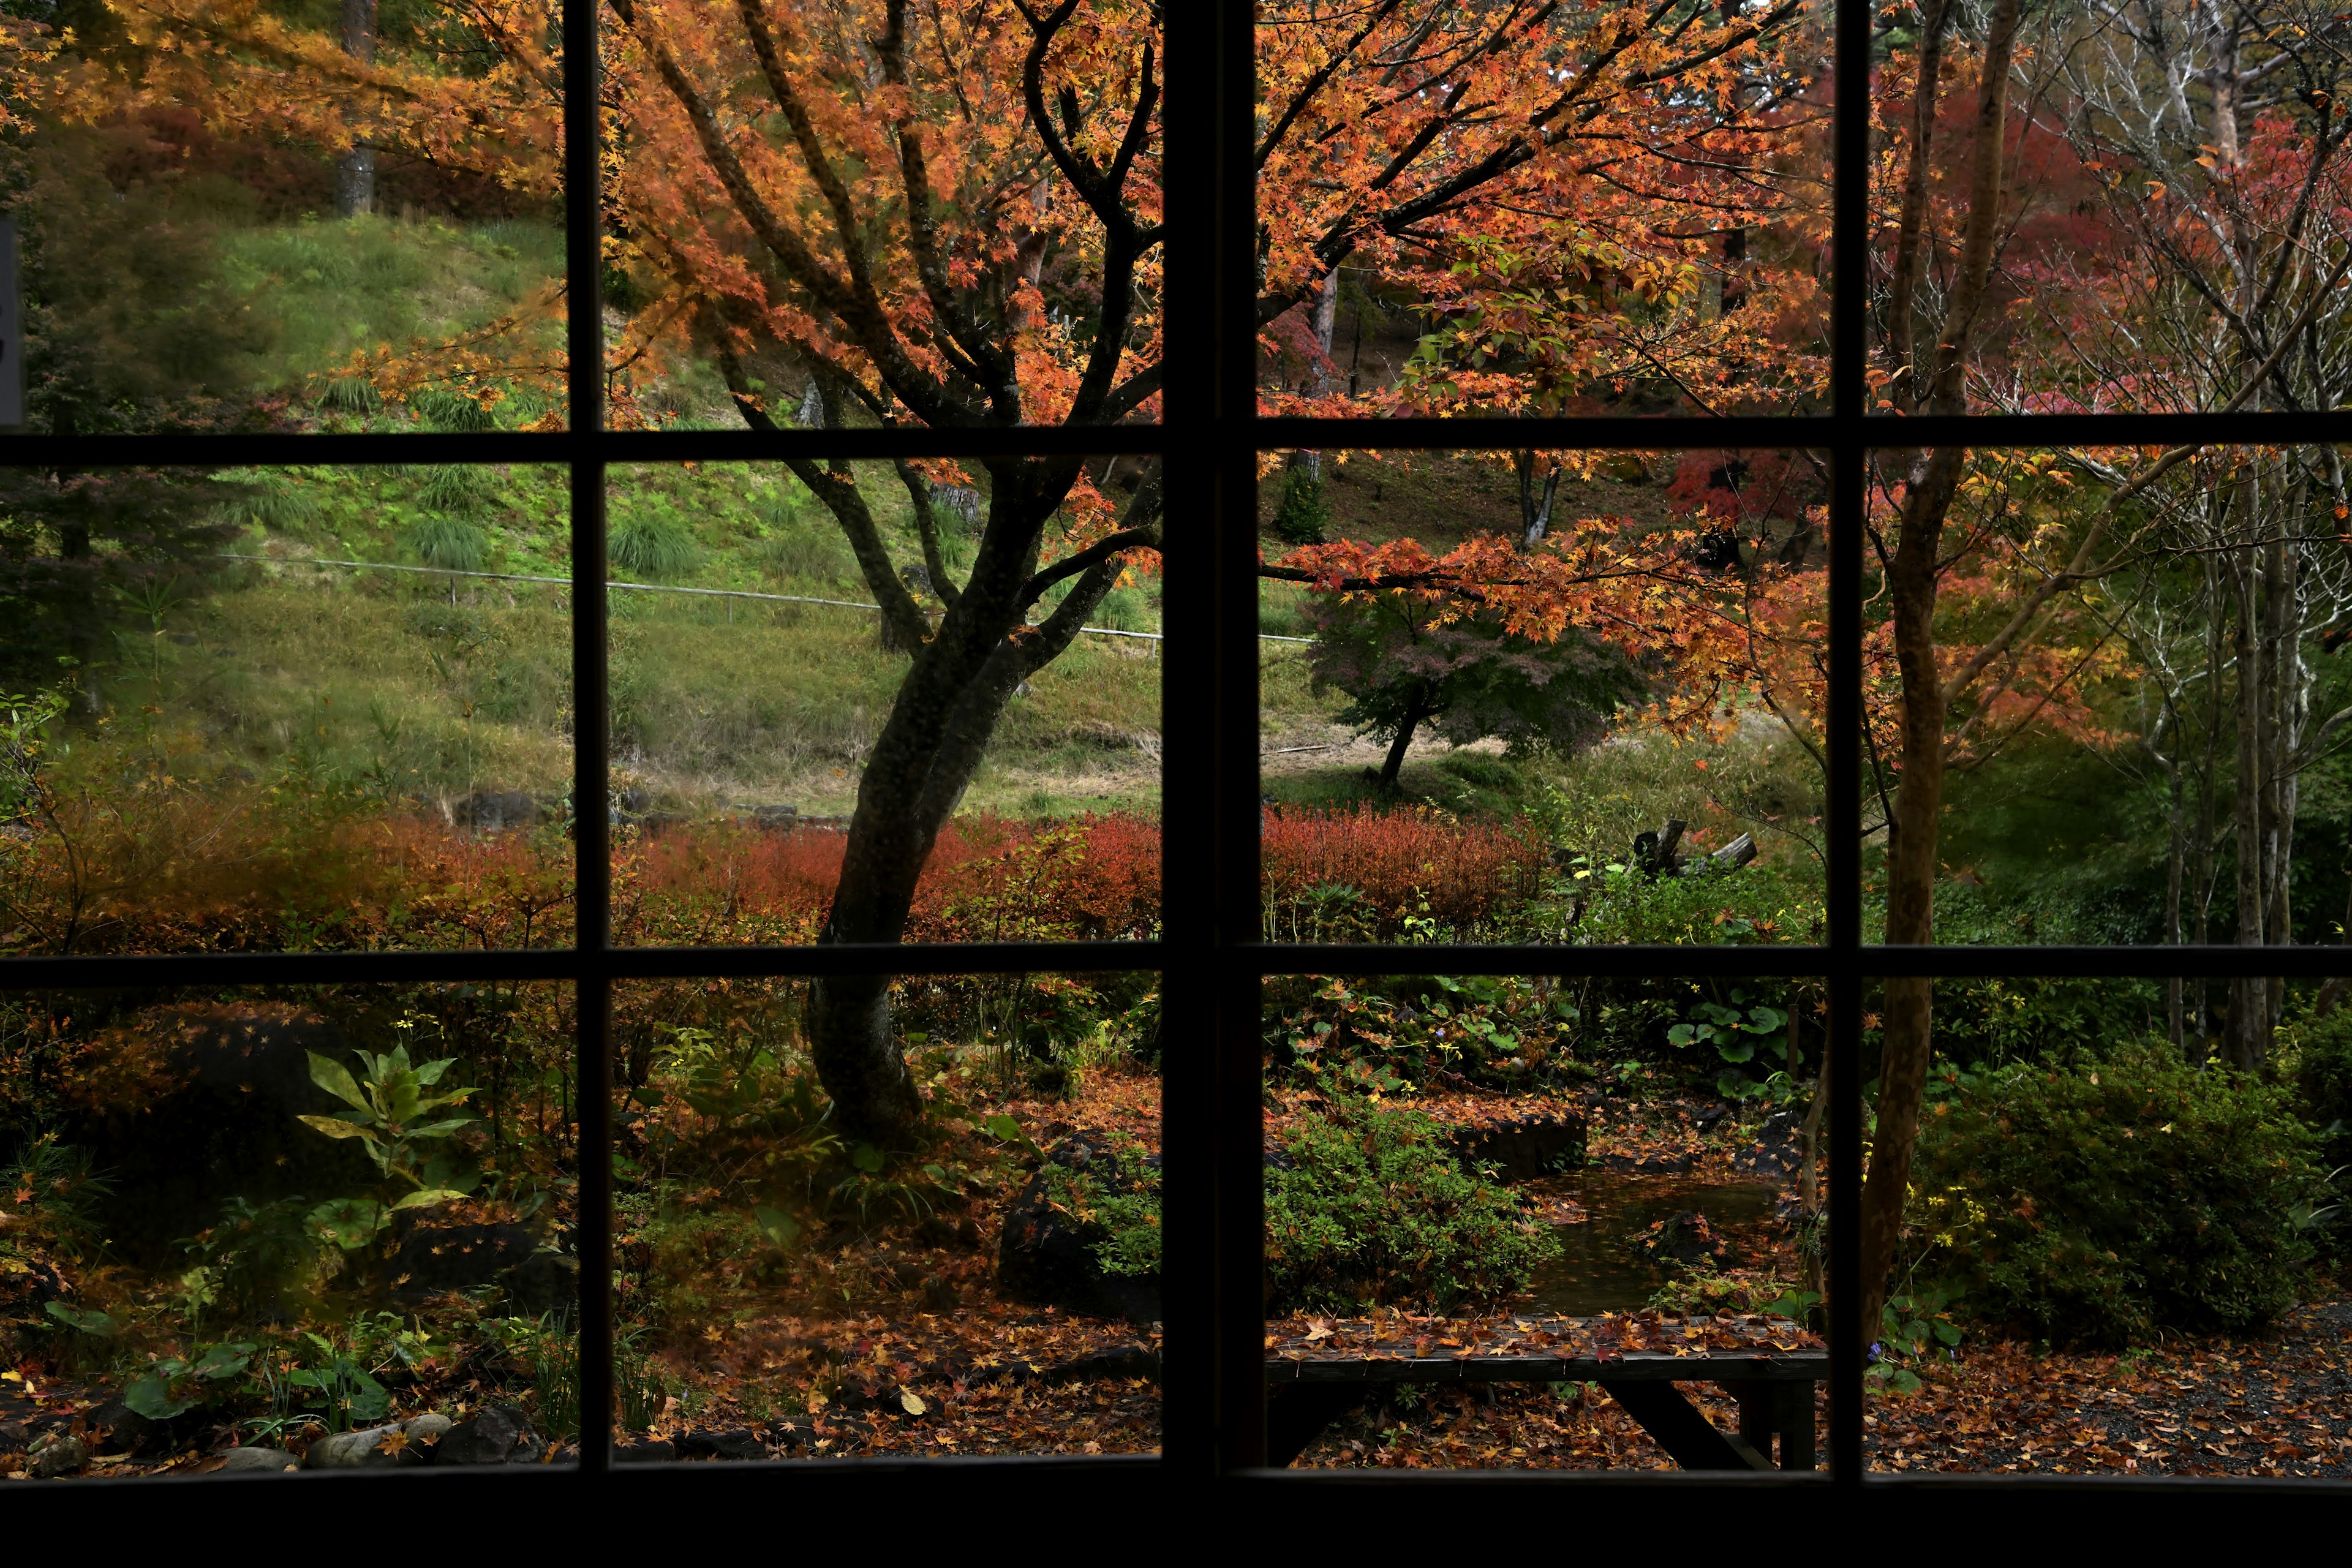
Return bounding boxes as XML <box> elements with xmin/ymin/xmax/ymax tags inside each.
<box><xmin>1709</xmin><ymin>832</ymin><xmax>1757</xmax><ymax>869</ymax></box>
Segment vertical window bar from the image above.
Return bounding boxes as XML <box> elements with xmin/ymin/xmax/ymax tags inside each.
<box><xmin>563</xmin><ymin>0</ymin><xmax>612</xmax><ymax>1477</ymax></box>
<box><xmin>1829</xmin><ymin>0</ymin><xmax>1872</xmax><ymax>1486</ymax></box>
<box><xmin>1212</xmin><ymin>0</ymin><xmax>1267</xmax><ymax>1474</ymax></box>
<box><xmin>1158</xmin><ymin>0</ymin><xmax>1213</xmax><ymax>1476</ymax></box>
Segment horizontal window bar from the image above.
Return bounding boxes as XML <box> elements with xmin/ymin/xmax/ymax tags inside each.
<box><xmin>0</xmin><ymin>941</ymin><xmax>1168</xmax><ymax>989</ymax></box>
<box><xmin>1247</xmin><ymin>943</ymin><xmax>2352</xmax><ymax>978</ymax></box>
<box><xmin>1253</xmin><ymin>412</ymin><xmax>2352</xmax><ymax>451</ymax></box>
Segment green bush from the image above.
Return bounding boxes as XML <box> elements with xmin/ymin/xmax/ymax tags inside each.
<box><xmin>1270</xmin><ymin>467</ymin><xmax>1330</xmax><ymax>545</ymax></box>
<box><xmin>1031</xmin><ymin>1098</ymin><xmax>1556</xmax><ymax>1314</ymax></box>
<box><xmin>1913</xmin><ymin>1042</ymin><xmax>2323</xmax><ymax>1346</ymax></box>
<box><xmin>1265</xmin><ymin>1098</ymin><xmax>1558</xmax><ymax>1313</ymax></box>
<box><xmin>2293</xmin><ymin>1008</ymin><xmax>2352</xmax><ymax>1173</ymax></box>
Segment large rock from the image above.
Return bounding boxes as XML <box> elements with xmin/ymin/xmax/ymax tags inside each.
<box><xmin>1730</xmin><ymin>1108</ymin><xmax>1805</xmax><ymax>1178</ymax></box>
<box><xmin>214</xmin><ymin>1445</ymin><xmax>300</xmax><ymax>1473</ymax></box>
<box><xmin>997</xmin><ymin>1136</ymin><xmax>1161</xmax><ymax>1324</ymax></box>
<box><xmin>81</xmin><ymin>1392</ymin><xmax>157</xmax><ymax>1455</ymax></box>
<box><xmin>1451</xmin><ymin>1112</ymin><xmax>1586</xmax><ymax>1182</ymax></box>
<box><xmin>437</xmin><ymin>1404</ymin><xmax>545</xmax><ymax>1466</ymax></box>
<box><xmin>65</xmin><ymin>1003</ymin><xmax>375</xmax><ymax>1258</ymax></box>
<box><xmin>450</xmin><ymin>790</ymin><xmax>538</xmax><ymax>832</ymax></box>
<box><xmin>29</xmin><ymin>1432</ymin><xmax>88</xmax><ymax>1479</ymax></box>
<box><xmin>385</xmin><ymin>1221</ymin><xmax>572</xmax><ymax>1311</ymax></box>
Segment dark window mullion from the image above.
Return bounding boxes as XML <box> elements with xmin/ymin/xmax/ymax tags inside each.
<box><xmin>564</xmin><ymin>0</ymin><xmax>612</xmax><ymax>1480</ymax></box>
<box><xmin>1830</xmin><ymin>0</ymin><xmax>1872</xmax><ymax>1489</ymax></box>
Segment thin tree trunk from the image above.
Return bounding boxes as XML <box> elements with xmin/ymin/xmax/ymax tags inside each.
<box><xmin>1378</xmin><ymin>691</ymin><xmax>1430</xmax><ymax>791</ymax></box>
<box><xmin>335</xmin><ymin>0</ymin><xmax>378</xmax><ymax>219</ymax></box>
<box><xmin>1856</xmin><ymin>0</ymin><xmax>2023</xmax><ymax>1341</ymax></box>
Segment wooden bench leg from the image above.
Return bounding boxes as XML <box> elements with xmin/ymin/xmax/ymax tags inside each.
<box><xmin>1599</xmin><ymin>1380</ymin><xmax>1773</xmax><ymax>1471</ymax></box>
<box><xmin>1267</xmin><ymin>1383</ymin><xmax>1371</xmax><ymax>1468</ymax></box>
<box><xmin>1775</xmin><ymin>1381</ymin><xmax>1815</xmax><ymax>1471</ymax></box>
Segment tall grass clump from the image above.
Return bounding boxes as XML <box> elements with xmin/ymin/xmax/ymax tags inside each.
<box><xmin>611</xmin><ymin>502</ymin><xmax>699</xmax><ymax>581</ymax></box>
<box><xmin>404</xmin><ymin>514</ymin><xmax>489</xmax><ymax>573</ymax></box>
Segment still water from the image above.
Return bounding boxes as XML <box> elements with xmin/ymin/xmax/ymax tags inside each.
<box><xmin>1523</xmin><ymin>1172</ymin><xmax>1782</xmax><ymax>1316</ymax></box>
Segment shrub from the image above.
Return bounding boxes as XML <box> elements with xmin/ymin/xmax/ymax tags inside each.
<box><xmin>1912</xmin><ymin>1042</ymin><xmax>2323</xmax><ymax>1346</ymax></box>
<box><xmin>2294</xmin><ymin>1007</ymin><xmax>2352</xmax><ymax>1172</ymax></box>
<box><xmin>1264</xmin><ymin>1098</ymin><xmax>1559</xmax><ymax>1313</ymax></box>
<box><xmin>1270</xmin><ymin>466</ymin><xmax>1330</xmax><ymax>545</ymax></box>
<box><xmin>1266</xmin><ymin>973</ymin><xmax>1575</xmax><ymax>1095</ymax></box>
<box><xmin>1259</xmin><ymin>805</ymin><xmax>1547</xmax><ymax>938</ymax></box>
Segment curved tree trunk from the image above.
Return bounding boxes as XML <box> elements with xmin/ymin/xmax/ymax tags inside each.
<box><xmin>1378</xmin><ymin>689</ymin><xmax>1432</xmax><ymax>790</ymax></box>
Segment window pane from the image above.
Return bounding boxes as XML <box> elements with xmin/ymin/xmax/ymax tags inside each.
<box><xmin>1869</xmin><ymin>4</ymin><xmax>2350</xmax><ymax>416</ymax></box>
<box><xmin>1259</xmin><ymin>448</ymin><xmax>1826</xmax><ymax>944</ymax></box>
<box><xmin>607</xmin><ymin>459</ymin><xmax>1161</xmax><ymax>947</ymax></box>
<box><xmin>5</xmin><ymin>5</ymin><xmax>568</xmax><ymax>435</ymax></box>
<box><xmin>1861</xmin><ymin>443</ymin><xmax>2352</xmax><ymax>974</ymax></box>
<box><xmin>0</xmin><ymin>464</ymin><xmax>574</xmax><ymax>956</ymax></box>
<box><xmin>1262</xmin><ymin>970</ymin><xmax>1825</xmax><ymax>1471</ymax></box>
<box><xmin>611</xmin><ymin>2</ymin><xmax>1159</xmax><ymax>429</ymax></box>
<box><xmin>1</xmin><ymin>982</ymin><xmax>578</xmax><ymax>1479</ymax></box>
<box><xmin>611</xmin><ymin>971</ymin><xmax>1161</xmax><ymax>1462</ymax></box>
<box><xmin>1256</xmin><ymin>2</ymin><xmax>1831</xmax><ymax>421</ymax></box>
<box><xmin>1860</xmin><ymin>974</ymin><xmax>2347</xmax><ymax>1479</ymax></box>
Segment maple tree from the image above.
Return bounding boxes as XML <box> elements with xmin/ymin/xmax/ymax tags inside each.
<box><xmin>6</xmin><ymin>0</ymin><xmax>1847</xmax><ymax>1141</ymax></box>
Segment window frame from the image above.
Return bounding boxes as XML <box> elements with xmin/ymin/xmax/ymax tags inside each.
<box><xmin>4</xmin><ymin>0</ymin><xmax>2346</xmax><ymax>1498</ymax></box>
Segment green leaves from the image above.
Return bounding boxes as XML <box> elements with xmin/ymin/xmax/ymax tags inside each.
<box><xmin>123</xmin><ymin>1343</ymin><xmax>254</xmax><ymax>1421</ymax></box>
<box><xmin>306</xmin><ymin>1197</ymin><xmax>386</xmax><ymax>1250</ymax></box>
<box><xmin>753</xmin><ymin>1204</ymin><xmax>802</xmax><ymax>1251</ymax></box>
<box><xmin>982</xmin><ymin>1113</ymin><xmax>1042</xmax><ymax>1160</ymax></box>
<box><xmin>44</xmin><ymin>1300</ymin><xmax>120</xmax><ymax>1337</ymax></box>
<box><xmin>299</xmin><ymin>1042</ymin><xmax>478</xmax><ymax>1195</ymax></box>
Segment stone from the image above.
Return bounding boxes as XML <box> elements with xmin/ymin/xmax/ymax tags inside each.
<box><xmin>763</xmin><ymin>1419</ymin><xmax>813</xmax><ymax>1453</ymax></box>
<box><xmin>29</xmin><ymin>1432</ymin><xmax>88</xmax><ymax>1479</ymax></box>
<box><xmin>921</xmin><ymin>1276</ymin><xmax>961</xmax><ymax>1313</ymax></box>
<box><xmin>676</xmin><ymin>1426</ymin><xmax>767</xmax><ymax>1461</ymax></box>
<box><xmin>614</xmin><ymin>1436</ymin><xmax>677</xmax><ymax>1464</ymax></box>
<box><xmin>997</xmin><ymin>1135</ymin><xmax>1161</xmax><ymax>1324</ymax></box>
<box><xmin>0</xmin><ymin>1419</ymin><xmax>27</xmax><ymax>1453</ymax></box>
<box><xmin>215</xmin><ymin>1445</ymin><xmax>300</xmax><ymax>1473</ymax></box>
<box><xmin>1451</xmin><ymin>1113</ymin><xmax>1587</xmax><ymax>1183</ymax></box>
<box><xmin>1629</xmin><ymin>1210</ymin><xmax>1736</xmax><ymax>1268</ymax></box>
<box><xmin>384</xmin><ymin>1220</ymin><xmax>537</xmax><ymax>1297</ymax></box>
<box><xmin>1043</xmin><ymin>1342</ymin><xmax>1159</xmax><ymax>1385</ymax></box>
<box><xmin>81</xmin><ymin>1392</ymin><xmax>156</xmax><ymax>1453</ymax></box>
<box><xmin>303</xmin><ymin>1422</ymin><xmax>405</xmax><ymax>1469</ymax></box>
<box><xmin>450</xmin><ymin>790</ymin><xmax>539</xmax><ymax>832</ymax></box>
<box><xmin>750</xmin><ymin>804</ymin><xmax>798</xmax><ymax>831</ymax></box>
<box><xmin>500</xmin><ymin>1249</ymin><xmax>579</xmax><ymax>1316</ymax></box>
<box><xmin>437</xmin><ymin>1403</ymin><xmax>542</xmax><ymax>1466</ymax></box>
<box><xmin>1731</xmin><ymin>1108</ymin><xmax>1805</xmax><ymax>1178</ymax></box>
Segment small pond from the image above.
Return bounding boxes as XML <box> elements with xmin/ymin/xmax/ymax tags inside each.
<box><xmin>1522</xmin><ymin>1171</ymin><xmax>1783</xmax><ymax>1316</ymax></box>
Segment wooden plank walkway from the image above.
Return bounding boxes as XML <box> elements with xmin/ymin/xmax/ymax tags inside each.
<box><xmin>1264</xmin><ymin>1313</ymin><xmax>1825</xmax><ymax>1471</ymax></box>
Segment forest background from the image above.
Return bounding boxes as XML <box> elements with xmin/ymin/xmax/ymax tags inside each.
<box><xmin>0</xmin><ymin>0</ymin><xmax>2348</xmax><ymax>1479</ymax></box>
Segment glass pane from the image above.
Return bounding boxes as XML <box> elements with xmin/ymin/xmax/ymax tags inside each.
<box><xmin>1869</xmin><ymin>4</ymin><xmax>2349</xmax><ymax>417</ymax></box>
<box><xmin>1257</xmin><ymin>2</ymin><xmax>1831</xmax><ymax>420</ymax></box>
<box><xmin>1860</xmin><ymin>975</ymin><xmax>2346</xmax><ymax>1478</ymax></box>
<box><xmin>1259</xmin><ymin>448</ymin><xmax>1827</xmax><ymax>944</ymax></box>
<box><xmin>611</xmin><ymin>3</ymin><xmax>1160</xmax><ymax>428</ymax></box>
<box><xmin>1262</xmin><ymin>970</ymin><xmax>1825</xmax><ymax>1471</ymax></box>
<box><xmin>611</xmin><ymin>971</ymin><xmax>1162</xmax><ymax>1461</ymax></box>
<box><xmin>1863</xmin><ymin>444</ymin><xmax>2352</xmax><ymax>979</ymax></box>
<box><xmin>0</xmin><ymin>982</ymin><xmax>578</xmax><ymax>1479</ymax></box>
<box><xmin>4</xmin><ymin>4</ymin><xmax>567</xmax><ymax>434</ymax></box>
<box><xmin>608</xmin><ymin>459</ymin><xmax>1161</xmax><ymax>946</ymax></box>
<box><xmin>0</xmin><ymin>464</ymin><xmax>573</xmax><ymax>955</ymax></box>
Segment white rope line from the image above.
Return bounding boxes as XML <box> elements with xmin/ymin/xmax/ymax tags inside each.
<box><xmin>214</xmin><ymin>554</ymin><xmax>1316</xmax><ymax>644</ymax></box>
